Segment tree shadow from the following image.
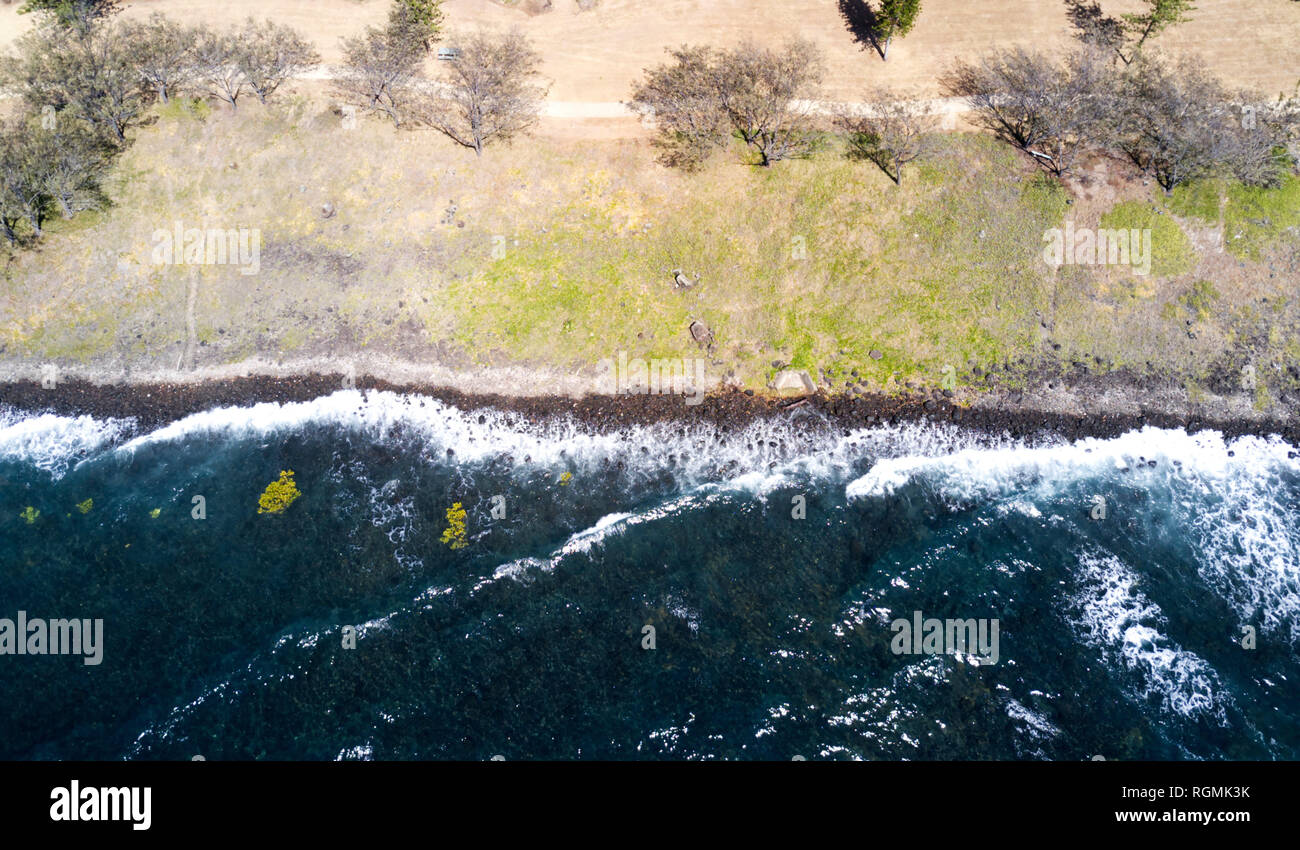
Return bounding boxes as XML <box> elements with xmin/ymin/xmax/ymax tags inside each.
<box><xmin>837</xmin><ymin>0</ymin><xmax>884</xmax><ymax>59</ymax></box>
<box><xmin>1063</xmin><ymin>0</ymin><xmax>1124</xmax><ymax>50</ymax></box>
<box><xmin>842</xmin><ymin>130</ymin><xmax>899</xmax><ymax>183</ymax></box>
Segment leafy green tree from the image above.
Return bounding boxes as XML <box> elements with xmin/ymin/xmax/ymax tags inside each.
<box><xmin>18</xmin><ymin>0</ymin><xmax>120</xmax><ymax>34</ymax></box>
<box><xmin>388</xmin><ymin>0</ymin><xmax>444</xmax><ymax>53</ymax></box>
<box><xmin>876</xmin><ymin>0</ymin><xmax>922</xmax><ymax>60</ymax></box>
<box><xmin>1118</xmin><ymin>0</ymin><xmax>1196</xmax><ymax>63</ymax></box>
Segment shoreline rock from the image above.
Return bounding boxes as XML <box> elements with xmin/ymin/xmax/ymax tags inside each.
<box><xmin>0</xmin><ymin>373</ymin><xmax>1295</xmax><ymax>447</ymax></box>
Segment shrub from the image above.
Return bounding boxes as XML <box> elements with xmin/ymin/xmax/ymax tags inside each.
<box><xmin>258</xmin><ymin>470</ymin><xmax>302</xmax><ymax>514</ymax></box>
<box><xmin>440</xmin><ymin>502</ymin><xmax>468</xmax><ymax>549</ymax></box>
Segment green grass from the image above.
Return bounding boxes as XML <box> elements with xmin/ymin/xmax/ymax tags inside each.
<box><xmin>1160</xmin><ymin>174</ymin><xmax>1300</xmax><ymax>261</ymax></box>
<box><xmin>1099</xmin><ymin>201</ymin><xmax>1196</xmax><ymax>278</ymax></box>
<box><xmin>1165</xmin><ymin>179</ymin><xmax>1224</xmax><ymax>222</ymax></box>
<box><xmin>1224</xmin><ymin>174</ymin><xmax>1300</xmax><ymax>260</ymax></box>
<box><xmin>5</xmin><ymin>100</ymin><xmax>1298</xmax><ymax>400</ymax></box>
<box><xmin>1182</xmin><ymin>279</ymin><xmax>1221</xmax><ymax>322</ymax></box>
<box><xmin>441</xmin><ymin>135</ymin><xmax>1068</xmax><ymax>388</ymax></box>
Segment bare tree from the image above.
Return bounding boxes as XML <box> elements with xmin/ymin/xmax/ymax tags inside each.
<box><xmin>0</xmin><ymin>120</ymin><xmax>50</xmax><ymax>239</ymax></box>
<box><xmin>1217</xmin><ymin>95</ymin><xmax>1299</xmax><ymax>187</ymax></box>
<box><xmin>836</xmin><ymin>90</ymin><xmax>936</xmax><ymax>184</ymax></box>
<box><xmin>715</xmin><ymin>39</ymin><xmax>825</xmax><ymax>166</ymax></box>
<box><xmin>1111</xmin><ymin>55</ymin><xmax>1288</xmax><ymax>190</ymax></box>
<box><xmin>237</xmin><ymin>18</ymin><xmax>320</xmax><ymax>104</ymax></box>
<box><xmin>942</xmin><ymin>47</ymin><xmax>1114</xmax><ymax>176</ymax></box>
<box><xmin>194</xmin><ymin>29</ymin><xmax>247</xmax><ymax>111</ymax></box>
<box><xmin>124</xmin><ymin>13</ymin><xmax>200</xmax><ymax>103</ymax></box>
<box><xmin>628</xmin><ymin>39</ymin><xmax>825</xmax><ymax>168</ymax></box>
<box><xmin>418</xmin><ymin>29</ymin><xmax>546</xmax><ymax>155</ymax></box>
<box><xmin>334</xmin><ymin>22</ymin><xmax>424</xmax><ymax>127</ymax></box>
<box><xmin>628</xmin><ymin>45</ymin><xmax>727</xmax><ymax>169</ymax></box>
<box><xmin>31</xmin><ymin>123</ymin><xmax>108</xmax><ymax>218</ymax></box>
<box><xmin>1</xmin><ymin>22</ymin><xmax>151</xmax><ymax>144</ymax></box>
<box><xmin>0</xmin><ymin>26</ymin><xmax>65</xmax><ymax>113</ymax></box>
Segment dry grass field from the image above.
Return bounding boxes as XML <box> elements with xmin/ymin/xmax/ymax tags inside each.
<box><xmin>2</xmin><ymin>0</ymin><xmax>1297</xmax><ymax>104</ymax></box>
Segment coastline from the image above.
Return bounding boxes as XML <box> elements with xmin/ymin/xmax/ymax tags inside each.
<box><xmin>1</xmin><ymin>360</ymin><xmax>1296</xmax><ymax>447</ymax></box>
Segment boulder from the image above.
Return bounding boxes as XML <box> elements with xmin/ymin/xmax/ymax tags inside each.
<box><xmin>688</xmin><ymin>320</ymin><xmax>713</xmax><ymax>346</ymax></box>
<box><xmin>772</xmin><ymin>369</ymin><xmax>816</xmax><ymax>395</ymax></box>
<box><xmin>671</xmin><ymin>268</ymin><xmax>697</xmax><ymax>289</ymax></box>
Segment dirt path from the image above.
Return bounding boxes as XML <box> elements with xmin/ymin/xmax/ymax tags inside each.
<box><xmin>299</xmin><ymin>63</ymin><xmax>970</xmax><ymax>121</ymax></box>
<box><xmin>3</xmin><ymin>0</ymin><xmax>1296</xmax><ymax>103</ymax></box>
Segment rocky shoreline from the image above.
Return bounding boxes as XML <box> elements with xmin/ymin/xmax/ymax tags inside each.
<box><xmin>1</xmin><ymin>372</ymin><xmax>1296</xmax><ymax>447</ymax></box>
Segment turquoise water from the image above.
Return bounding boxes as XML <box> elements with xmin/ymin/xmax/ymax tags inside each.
<box><xmin>1</xmin><ymin>391</ymin><xmax>1297</xmax><ymax>760</ymax></box>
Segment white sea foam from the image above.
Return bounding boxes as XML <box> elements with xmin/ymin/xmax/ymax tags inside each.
<box><xmin>825</xmin><ymin>655</ymin><xmax>949</xmax><ymax>753</ymax></box>
<box><xmin>0</xmin><ymin>406</ymin><xmax>133</xmax><ymax>479</ymax></box>
<box><xmin>1005</xmin><ymin>697</ymin><xmax>1062</xmax><ymax>740</ymax></box>
<box><xmin>836</xmin><ymin>422</ymin><xmax>1298</xmax><ymax>648</ymax></box>
<box><xmin>85</xmin><ymin>390</ymin><xmax>1014</xmax><ymax>492</ymax></box>
<box><xmin>1067</xmin><ymin>550</ymin><xmax>1229</xmax><ymax>722</ymax></box>
<box><xmin>1171</xmin><ymin>436</ymin><xmax>1300</xmax><ymax>645</ymax></box>
<box><xmin>845</xmin><ymin>426</ymin><xmax>1294</xmax><ymax>503</ymax></box>
<box><xmin>1</xmin><ymin>390</ymin><xmax>1012</xmax><ymax>496</ymax></box>
<box><xmin>471</xmin><ymin>496</ymin><xmax>717</xmax><ymax>592</ymax></box>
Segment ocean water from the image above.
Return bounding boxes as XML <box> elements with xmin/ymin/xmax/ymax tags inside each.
<box><xmin>1</xmin><ymin>390</ymin><xmax>1297</xmax><ymax>761</ymax></box>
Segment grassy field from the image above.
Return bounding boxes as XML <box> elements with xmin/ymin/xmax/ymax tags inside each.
<box><xmin>1</xmin><ymin>96</ymin><xmax>1298</xmax><ymax>402</ymax></box>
